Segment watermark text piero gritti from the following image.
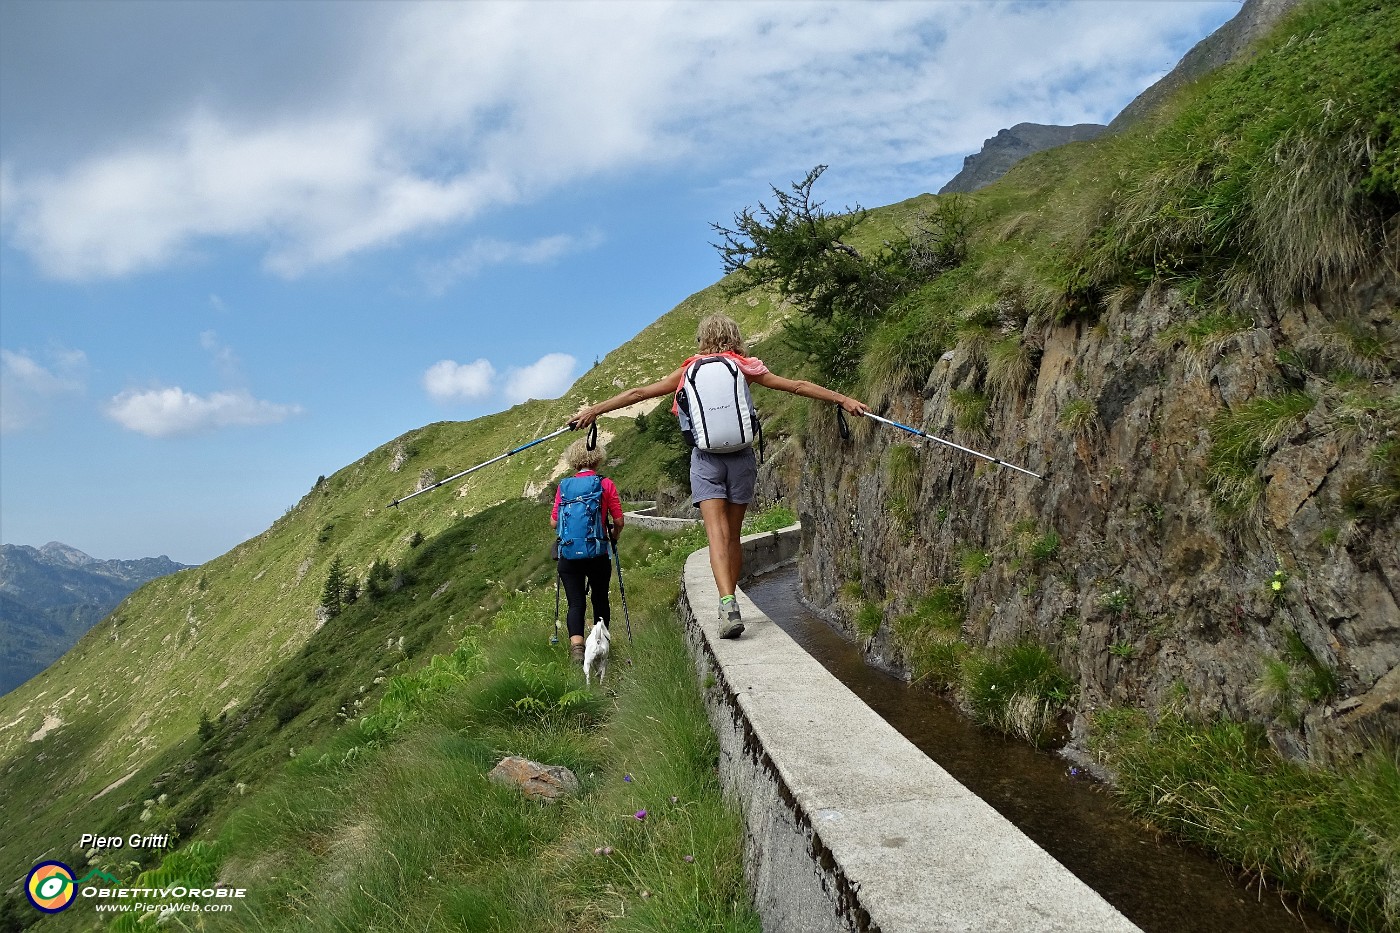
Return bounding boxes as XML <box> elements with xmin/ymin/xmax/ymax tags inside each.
<box><xmin>79</xmin><ymin>832</ymin><xmax>172</xmax><ymax>850</ymax></box>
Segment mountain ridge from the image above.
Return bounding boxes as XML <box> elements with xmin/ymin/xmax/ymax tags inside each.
<box><xmin>0</xmin><ymin>543</ymin><xmax>189</xmax><ymax>696</ymax></box>
<box><xmin>937</xmin><ymin>0</ymin><xmax>1307</xmax><ymax>195</ymax></box>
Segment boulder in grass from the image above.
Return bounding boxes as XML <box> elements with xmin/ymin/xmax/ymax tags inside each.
<box><xmin>488</xmin><ymin>756</ymin><xmax>580</xmax><ymax>802</ymax></box>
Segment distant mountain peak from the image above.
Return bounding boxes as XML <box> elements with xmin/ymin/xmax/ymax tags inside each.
<box><xmin>938</xmin><ymin>123</ymin><xmax>1106</xmax><ymax>195</ymax></box>
<box><xmin>1</xmin><ymin>543</ymin><xmax>190</xmax><ymax>696</ymax></box>
<box><xmin>37</xmin><ymin>541</ymin><xmax>97</xmax><ymax>567</ymax></box>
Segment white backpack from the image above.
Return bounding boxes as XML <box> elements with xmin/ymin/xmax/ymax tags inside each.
<box><xmin>676</xmin><ymin>356</ymin><xmax>759</xmax><ymax>453</ymax></box>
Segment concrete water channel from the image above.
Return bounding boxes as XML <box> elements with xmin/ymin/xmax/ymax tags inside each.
<box><xmin>743</xmin><ymin>564</ymin><xmax>1338</xmax><ymax>933</ymax></box>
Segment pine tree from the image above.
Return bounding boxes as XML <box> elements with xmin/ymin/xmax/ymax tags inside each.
<box><xmin>321</xmin><ymin>556</ymin><xmax>346</xmax><ymax>619</ymax></box>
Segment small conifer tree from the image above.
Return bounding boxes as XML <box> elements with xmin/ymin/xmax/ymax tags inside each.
<box><xmin>321</xmin><ymin>556</ymin><xmax>346</xmax><ymax>619</ymax></box>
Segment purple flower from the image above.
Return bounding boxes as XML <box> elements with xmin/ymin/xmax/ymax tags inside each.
<box><xmin>683</xmin><ymin>855</ymin><xmax>695</xmax><ymax>863</ymax></box>
<box><xmin>623</xmin><ymin>774</ymin><xmax>633</xmax><ymax>783</ymax></box>
<box><xmin>634</xmin><ymin>809</ymin><xmax>648</xmax><ymax>821</ymax></box>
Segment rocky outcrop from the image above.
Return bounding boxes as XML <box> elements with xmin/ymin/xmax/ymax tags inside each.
<box><xmin>790</xmin><ymin>281</ymin><xmax>1398</xmax><ymax>764</ymax></box>
<box><xmin>938</xmin><ymin>123</ymin><xmax>1106</xmax><ymax>195</ymax></box>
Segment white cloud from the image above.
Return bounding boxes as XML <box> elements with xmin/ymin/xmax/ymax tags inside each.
<box><xmin>503</xmin><ymin>353</ymin><xmax>577</xmax><ymax>405</ymax></box>
<box><xmin>422</xmin><ymin>358</ymin><xmax>496</xmax><ymax>403</ymax></box>
<box><xmin>1</xmin><ymin>2</ymin><xmax>1237</xmax><ymax>280</ymax></box>
<box><xmin>422</xmin><ymin>228</ymin><xmax>605</xmax><ymax>294</ymax></box>
<box><xmin>105</xmin><ymin>386</ymin><xmax>302</xmax><ymax>438</ymax></box>
<box><xmin>0</xmin><ymin>347</ymin><xmax>87</xmax><ymax>432</ymax></box>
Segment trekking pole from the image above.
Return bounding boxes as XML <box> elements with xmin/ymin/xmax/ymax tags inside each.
<box><xmin>609</xmin><ymin>537</ymin><xmax>634</xmax><ymax>648</ymax></box>
<box><xmin>387</xmin><ymin>424</ymin><xmax>575</xmax><ymax>508</ymax></box>
<box><xmin>550</xmin><ymin>544</ymin><xmax>561</xmax><ymax>646</ymax></box>
<box><xmin>864</xmin><ymin>412</ymin><xmax>1044</xmax><ymax>480</ymax></box>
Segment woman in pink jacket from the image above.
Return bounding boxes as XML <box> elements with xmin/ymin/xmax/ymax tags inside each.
<box><xmin>551</xmin><ymin>438</ymin><xmax>625</xmax><ymax>664</ymax></box>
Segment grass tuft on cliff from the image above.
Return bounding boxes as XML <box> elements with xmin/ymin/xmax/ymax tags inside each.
<box><xmin>1092</xmin><ymin>708</ymin><xmax>1400</xmax><ymax>933</ymax></box>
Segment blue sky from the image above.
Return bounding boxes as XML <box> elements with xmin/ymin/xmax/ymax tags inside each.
<box><xmin>0</xmin><ymin>0</ymin><xmax>1238</xmax><ymax>564</ymax></box>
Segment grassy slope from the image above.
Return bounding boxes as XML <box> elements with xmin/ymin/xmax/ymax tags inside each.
<box><xmin>34</xmin><ymin>513</ymin><xmax>787</xmax><ymax>933</ymax></box>
<box><xmin>0</xmin><ymin>269</ymin><xmax>779</xmax><ymax>885</ymax></box>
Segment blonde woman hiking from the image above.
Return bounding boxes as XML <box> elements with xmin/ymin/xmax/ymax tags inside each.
<box><xmin>571</xmin><ymin>313</ymin><xmax>868</xmax><ymax>639</ymax></box>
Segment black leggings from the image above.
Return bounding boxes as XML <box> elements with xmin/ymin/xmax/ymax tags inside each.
<box><xmin>558</xmin><ymin>555</ymin><xmax>612</xmax><ymax>638</ymax></box>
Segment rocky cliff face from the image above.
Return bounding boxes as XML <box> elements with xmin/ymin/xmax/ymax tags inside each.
<box><xmin>938</xmin><ymin>123</ymin><xmax>1106</xmax><ymax>195</ymax></box>
<box><xmin>788</xmin><ymin>278</ymin><xmax>1398</xmax><ymax>764</ymax></box>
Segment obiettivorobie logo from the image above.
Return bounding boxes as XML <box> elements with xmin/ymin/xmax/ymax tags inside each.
<box><xmin>24</xmin><ymin>861</ymin><xmax>245</xmax><ymax>915</ymax></box>
<box><xmin>25</xmin><ymin>861</ymin><xmax>80</xmax><ymax>913</ymax></box>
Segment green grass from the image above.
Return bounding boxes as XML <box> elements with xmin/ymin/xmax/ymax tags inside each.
<box><xmin>1027</xmin><ymin>532</ymin><xmax>1060</xmax><ymax>565</ymax></box>
<box><xmin>1057</xmin><ymin>398</ymin><xmax>1098</xmax><ymax>438</ymax></box>
<box><xmin>957</xmin><ymin>548</ymin><xmax>992</xmax><ymax>585</ymax></box>
<box><xmin>1343</xmin><ymin>438</ymin><xmax>1400</xmax><ymax>521</ymax></box>
<box><xmin>1206</xmin><ymin>391</ymin><xmax>1317</xmax><ymax>514</ymax></box>
<box><xmin>893</xmin><ymin>584</ymin><xmax>966</xmax><ymax>689</ymax></box>
<box><xmin>986</xmin><ymin>333</ymin><xmax>1039</xmax><ymax>400</ymax></box>
<box><xmin>949</xmin><ymin>389</ymin><xmax>989</xmax><ymax>437</ymax></box>
<box><xmin>1091</xmin><ymin>709</ymin><xmax>1400</xmax><ymax>933</ymax></box>
<box><xmin>1084</xmin><ymin>0</ymin><xmax>1399</xmax><ymax>304</ymax></box>
<box><xmin>961</xmin><ymin>642</ymin><xmax>1073</xmax><ymax>747</ymax></box>
<box><xmin>893</xmin><ymin>587</ymin><xmax>1075</xmax><ymax>745</ymax></box>
<box><xmin>855</xmin><ymin>601</ymin><xmax>884</xmax><ymax>639</ymax></box>
<box><xmin>58</xmin><ymin>518</ymin><xmax>760</xmax><ymax>933</ymax></box>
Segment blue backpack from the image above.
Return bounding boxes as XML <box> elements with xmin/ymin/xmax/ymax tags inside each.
<box><xmin>556</xmin><ymin>474</ymin><xmax>608</xmax><ymax>560</ymax></box>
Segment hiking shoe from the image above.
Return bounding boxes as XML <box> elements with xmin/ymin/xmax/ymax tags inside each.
<box><xmin>718</xmin><ymin>597</ymin><xmax>744</xmax><ymax>639</ymax></box>
<box><xmin>570</xmin><ymin>643</ymin><xmax>586</xmax><ymax>665</ymax></box>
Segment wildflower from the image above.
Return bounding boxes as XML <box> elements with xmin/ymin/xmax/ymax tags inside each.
<box><xmin>669</xmin><ymin>795</ymin><xmax>679</xmax><ymax>804</ymax></box>
<box><xmin>1271</xmin><ymin>581</ymin><xmax>1283</xmax><ymax>592</ymax></box>
<box><xmin>623</xmin><ymin>774</ymin><xmax>633</xmax><ymax>783</ymax></box>
<box><xmin>634</xmin><ymin>809</ymin><xmax>648</xmax><ymax>821</ymax></box>
<box><xmin>683</xmin><ymin>855</ymin><xmax>695</xmax><ymax>863</ymax></box>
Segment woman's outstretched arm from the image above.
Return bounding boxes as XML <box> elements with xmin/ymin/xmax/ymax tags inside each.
<box><xmin>749</xmin><ymin>370</ymin><xmax>869</xmax><ymax>416</ymax></box>
<box><xmin>571</xmin><ymin>366</ymin><xmax>687</xmax><ymax>429</ymax></box>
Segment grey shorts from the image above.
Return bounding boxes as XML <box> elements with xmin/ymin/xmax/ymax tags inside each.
<box><xmin>691</xmin><ymin>447</ymin><xmax>758</xmax><ymax>506</ymax></box>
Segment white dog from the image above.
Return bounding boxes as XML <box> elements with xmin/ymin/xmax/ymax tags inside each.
<box><xmin>584</xmin><ymin>619</ymin><xmax>610</xmax><ymax>686</ymax></box>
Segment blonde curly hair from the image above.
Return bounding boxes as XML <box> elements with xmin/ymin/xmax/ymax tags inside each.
<box><xmin>564</xmin><ymin>438</ymin><xmax>606</xmax><ymax>472</ymax></box>
<box><xmin>696</xmin><ymin>313</ymin><xmax>747</xmax><ymax>355</ymax></box>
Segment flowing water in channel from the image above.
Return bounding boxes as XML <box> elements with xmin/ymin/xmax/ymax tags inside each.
<box><xmin>743</xmin><ymin>567</ymin><xmax>1338</xmax><ymax>933</ymax></box>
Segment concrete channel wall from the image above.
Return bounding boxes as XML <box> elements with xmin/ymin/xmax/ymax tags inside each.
<box><xmin>623</xmin><ymin>506</ymin><xmax>703</xmax><ymax>533</ymax></box>
<box><xmin>680</xmin><ymin>524</ymin><xmax>1141</xmax><ymax>933</ymax></box>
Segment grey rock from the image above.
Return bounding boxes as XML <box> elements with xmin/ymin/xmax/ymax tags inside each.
<box><xmin>487</xmin><ymin>756</ymin><xmax>580</xmax><ymax>802</ymax></box>
<box><xmin>939</xmin><ymin>123</ymin><xmax>1106</xmax><ymax>195</ymax></box>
